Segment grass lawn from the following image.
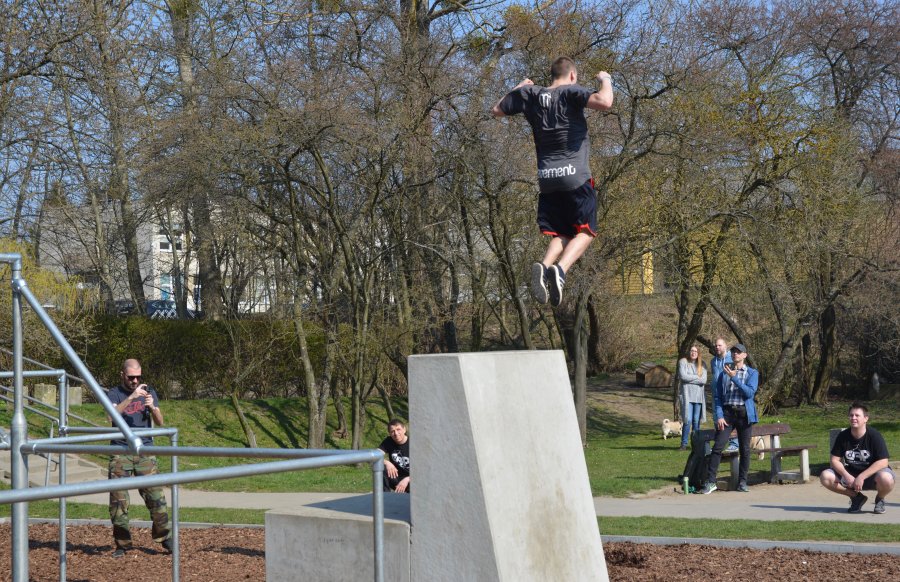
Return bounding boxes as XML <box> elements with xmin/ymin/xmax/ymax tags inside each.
<box><xmin>583</xmin><ymin>398</ymin><xmax>899</xmax><ymax>497</ymax></box>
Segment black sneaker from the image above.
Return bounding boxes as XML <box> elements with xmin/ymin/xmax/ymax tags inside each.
<box><xmin>848</xmin><ymin>493</ymin><xmax>868</xmax><ymax>513</ymax></box>
<box><xmin>530</xmin><ymin>263</ymin><xmax>549</xmax><ymax>304</ymax></box>
<box><xmin>161</xmin><ymin>538</ymin><xmax>173</xmax><ymax>553</ymax></box>
<box><xmin>874</xmin><ymin>497</ymin><xmax>885</xmax><ymax>514</ymax></box>
<box><xmin>548</xmin><ymin>265</ymin><xmax>566</xmax><ymax>307</ymax></box>
<box><xmin>112</xmin><ymin>548</ymin><xmax>127</xmax><ymax>558</ymax></box>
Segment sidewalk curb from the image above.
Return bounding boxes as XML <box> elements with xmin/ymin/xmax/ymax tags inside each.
<box><xmin>9</xmin><ymin>518</ymin><xmax>898</xmax><ymax>556</ymax></box>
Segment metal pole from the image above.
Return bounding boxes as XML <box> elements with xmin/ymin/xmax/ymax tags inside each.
<box><xmin>7</xmin><ymin>255</ymin><xmax>29</xmax><ymax>582</ymax></box>
<box><xmin>373</xmin><ymin>458</ymin><xmax>385</xmax><ymax>582</ymax></box>
<box><xmin>171</xmin><ymin>432</ymin><xmax>180</xmax><ymax>582</ymax></box>
<box><xmin>32</xmin><ymin>428</ymin><xmax>177</xmax><ymax>445</ymax></box>
<box><xmin>15</xmin><ymin>280</ymin><xmax>142</xmax><ymax>453</ymax></box>
<box><xmin>0</xmin><ymin>452</ymin><xmax>382</xmax><ymax>504</ymax></box>
<box><xmin>45</xmin><ymin>423</ymin><xmax>55</xmax><ymax>487</ymax></box>
<box><xmin>58</xmin><ymin>373</ymin><xmax>68</xmax><ymax>582</ymax></box>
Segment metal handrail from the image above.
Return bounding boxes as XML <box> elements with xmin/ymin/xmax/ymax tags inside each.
<box><xmin>0</xmin><ymin>375</ymin><xmax>102</xmax><ymax>428</ymax></box>
<box><xmin>1</xmin><ymin>253</ymin><xmax>385</xmax><ymax>582</ymax></box>
<box><xmin>0</xmin><ymin>346</ymin><xmax>87</xmax><ymax>387</ymax></box>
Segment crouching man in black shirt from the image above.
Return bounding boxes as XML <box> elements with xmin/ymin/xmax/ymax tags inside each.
<box><xmin>820</xmin><ymin>402</ymin><xmax>895</xmax><ymax>514</ymax></box>
<box><xmin>378</xmin><ymin>419</ymin><xmax>410</xmax><ymax>493</ymax></box>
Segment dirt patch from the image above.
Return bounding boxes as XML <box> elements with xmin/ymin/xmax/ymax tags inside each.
<box><xmin>589</xmin><ymin>373</ymin><xmax>676</xmax><ymax>425</ymax></box>
<box><xmin>3</xmin><ymin>524</ymin><xmax>899</xmax><ymax>581</ymax></box>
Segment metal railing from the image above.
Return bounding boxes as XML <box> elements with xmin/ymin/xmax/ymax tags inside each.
<box><xmin>0</xmin><ymin>253</ymin><xmax>385</xmax><ymax>582</ymax></box>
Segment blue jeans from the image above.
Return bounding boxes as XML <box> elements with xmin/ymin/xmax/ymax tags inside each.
<box><xmin>681</xmin><ymin>402</ymin><xmax>702</xmax><ymax>447</ymax></box>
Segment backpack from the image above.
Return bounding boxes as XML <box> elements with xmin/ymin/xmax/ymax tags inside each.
<box><xmin>681</xmin><ymin>434</ymin><xmax>710</xmax><ymax>491</ymax></box>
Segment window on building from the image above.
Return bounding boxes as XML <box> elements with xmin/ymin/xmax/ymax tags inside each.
<box><xmin>160</xmin><ymin>274</ymin><xmax>173</xmax><ymax>300</ymax></box>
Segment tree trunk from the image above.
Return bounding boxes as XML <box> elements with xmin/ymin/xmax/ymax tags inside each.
<box><xmin>573</xmin><ymin>290</ymin><xmax>590</xmax><ymax>446</ymax></box>
<box><xmin>292</xmin><ymin>298</ymin><xmax>328</xmax><ymax>448</ymax></box>
<box><xmin>810</xmin><ymin>304</ymin><xmax>837</xmax><ymax>404</ymax></box>
<box><xmin>230</xmin><ymin>393</ymin><xmax>258</xmax><ymax>448</ymax></box>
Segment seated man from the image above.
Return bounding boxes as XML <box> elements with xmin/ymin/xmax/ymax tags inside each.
<box><xmin>820</xmin><ymin>402</ymin><xmax>895</xmax><ymax>514</ymax></box>
<box><xmin>378</xmin><ymin>419</ymin><xmax>410</xmax><ymax>493</ymax></box>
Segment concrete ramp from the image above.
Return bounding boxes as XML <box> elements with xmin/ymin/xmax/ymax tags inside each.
<box><xmin>409</xmin><ymin>350</ymin><xmax>608</xmax><ymax>582</ymax></box>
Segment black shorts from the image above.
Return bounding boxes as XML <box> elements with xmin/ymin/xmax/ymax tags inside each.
<box><xmin>537</xmin><ymin>179</ymin><xmax>597</xmax><ymax>239</ymax></box>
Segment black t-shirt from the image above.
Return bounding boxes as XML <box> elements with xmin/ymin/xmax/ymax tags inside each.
<box><xmin>499</xmin><ymin>84</ymin><xmax>594</xmax><ymax>193</ymax></box>
<box><xmin>830</xmin><ymin>427</ymin><xmax>890</xmax><ymax>476</ymax></box>
<box><xmin>107</xmin><ymin>384</ymin><xmax>160</xmax><ymax>446</ymax></box>
<box><xmin>378</xmin><ymin>436</ymin><xmax>410</xmax><ymax>479</ymax></box>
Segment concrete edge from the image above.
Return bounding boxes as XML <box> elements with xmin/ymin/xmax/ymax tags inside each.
<box><xmin>7</xmin><ymin>518</ymin><xmax>896</xmax><ymax>556</ymax></box>
<box><xmin>601</xmin><ymin>535</ymin><xmax>900</xmax><ymax>556</ymax></box>
<box><xmin>0</xmin><ymin>517</ymin><xmax>264</xmax><ymax>529</ymax></box>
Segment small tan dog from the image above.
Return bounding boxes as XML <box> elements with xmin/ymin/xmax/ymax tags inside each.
<box><xmin>662</xmin><ymin>419</ymin><xmax>682</xmax><ymax>440</ymax></box>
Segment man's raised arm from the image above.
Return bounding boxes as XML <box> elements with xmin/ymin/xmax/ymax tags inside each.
<box><xmin>491</xmin><ymin>78</ymin><xmax>534</xmax><ymax>117</ymax></box>
<box><xmin>587</xmin><ymin>71</ymin><xmax>614</xmax><ymax>111</ymax></box>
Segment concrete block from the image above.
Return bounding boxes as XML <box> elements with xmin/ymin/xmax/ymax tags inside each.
<box><xmin>67</xmin><ymin>385</ymin><xmax>83</xmax><ymax>407</ymax></box>
<box><xmin>33</xmin><ymin>383</ymin><xmax>56</xmax><ymax>406</ymax></box>
<box><xmin>265</xmin><ymin>494</ymin><xmax>410</xmax><ymax>582</ymax></box>
<box><xmin>409</xmin><ymin>350</ymin><xmax>608</xmax><ymax>582</ymax></box>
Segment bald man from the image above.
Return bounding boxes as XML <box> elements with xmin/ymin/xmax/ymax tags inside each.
<box><xmin>106</xmin><ymin>358</ymin><xmax>172</xmax><ymax>557</ymax></box>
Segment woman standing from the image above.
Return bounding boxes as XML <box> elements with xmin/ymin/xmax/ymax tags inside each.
<box><xmin>678</xmin><ymin>345</ymin><xmax>708</xmax><ymax>450</ymax></box>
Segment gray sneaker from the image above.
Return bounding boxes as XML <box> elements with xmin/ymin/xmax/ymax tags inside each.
<box><xmin>736</xmin><ymin>482</ymin><xmax>750</xmax><ymax>493</ymax></box>
<box><xmin>700</xmin><ymin>482</ymin><xmax>717</xmax><ymax>495</ymax></box>
<box><xmin>873</xmin><ymin>497</ymin><xmax>885</xmax><ymax>514</ymax></box>
<box><xmin>724</xmin><ymin>443</ymin><xmax>739</xmax><ymax>454</ymax></box>
<box><xmin>848</xmin><ymin>493</ymin><xmax>868</xmax><ymax>513</ymax></box>
<box><xmin>530</xmin><ymin>263</ymin><xmax>549</xmax><ymax>304</ymax></box>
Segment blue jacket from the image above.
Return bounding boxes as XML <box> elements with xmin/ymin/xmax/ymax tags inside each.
<box><xmin>710</xmin><ymin>352</ymin><xmax>733</xmax><ymax>390</ymax></box>
<box><xmin>713</xmin><ymin>364</ymin><xmax>759</xmax><ymax>424</ymax></box>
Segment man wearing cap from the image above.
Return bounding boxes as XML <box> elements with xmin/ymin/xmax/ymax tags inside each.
<box><xmin>701</xmin><ymin>343</ymin><xmax>758</xmax><ymax>494</ymax></box>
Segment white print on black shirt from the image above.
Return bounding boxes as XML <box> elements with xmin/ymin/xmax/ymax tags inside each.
<box><xmin>391</xmin><ymin>451</ymin><xmax>409</xmax><ymax>471</ymax></box>
<box><xmin>539</xmin><ymin>92</ymin><xmax>551</xmax><ymax>108</ymax></box>
<box><xmin>845</xmin><ymin>448</ymin><xmax>871</xmax><ymax>465</ymax></box>
<box><xmin>538</xmin><ymin>164</ymin><xmax>577</xmax><ymax>179</ymax></box>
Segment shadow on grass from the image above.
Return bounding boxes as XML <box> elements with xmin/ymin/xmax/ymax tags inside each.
<box><xmin>249</xmin><ymin>400</ymin><xmax>305</xmax><ymax>449</ymax></box>
<box><xmin>586</xmin><ymin>405</ymin><xmax>652</xmax><ymax>438</ymax></box>
<box><xmin>609</xmin><ymin>445</ymin><xmax>683</xmax><ymax>451</ymax></box>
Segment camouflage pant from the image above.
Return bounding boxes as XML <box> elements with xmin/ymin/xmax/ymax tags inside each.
<box><xmin>108</xmin><ymin>455</ymin><xmax>170</xmax><ymax>549</ymax></box>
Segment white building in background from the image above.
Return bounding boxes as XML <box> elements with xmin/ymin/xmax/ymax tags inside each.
<box><xmin>37</xmin><ymin>202</ymin><xmax>270</xmax><ymax>315</ymax></box>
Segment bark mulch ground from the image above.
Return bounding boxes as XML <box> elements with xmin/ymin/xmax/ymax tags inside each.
<box><xmin>2</xmin><ymin>523</ymin><xmax>899</xmax><ymax>581</ymax></box>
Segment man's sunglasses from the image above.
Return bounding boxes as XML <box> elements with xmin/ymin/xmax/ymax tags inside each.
<box><xmin>126</xmin><ymin>375</ymin><xmax>142</xmax><ymax>381</ymax></box>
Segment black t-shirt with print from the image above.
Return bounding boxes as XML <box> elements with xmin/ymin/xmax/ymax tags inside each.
<box><xmin>499</xmin><ymin>84</ymin><xmax>594</xmax><ymax>193</ymax></box>
<box><xmin>107</xmin><ymin>384</ymin><xmax>160</xmax><ymax>446</ymax></box>
<box><xmin>378</xmin><ymin>436</ymin><xmax>410</xmax><ymax>479</ymax></box>
<box><xmin>830</xmin><ymin>426</ymin><xmax>890</xmax><ymax>476</ymax></box>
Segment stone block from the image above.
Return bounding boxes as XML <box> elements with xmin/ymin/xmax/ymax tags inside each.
<box><xmin>33</xmin><ymin>383</ymin><xmax>56</xmax><ymax>406</ymax></box>
<box><xmin>265</xmin><ymin>493</ymin><xmax>410</xmax><ymax>582</ymax></box>
<box><xmin>409</xmin><ymin>350</ymin><xmax>608</xmax><ymax>582</ymax></box>
<box><xmin>67</xmin><ymin>385</ymin><xmax>83</xmax><ymax>407</ymax></box>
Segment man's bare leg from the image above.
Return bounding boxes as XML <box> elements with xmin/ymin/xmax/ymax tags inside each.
<box><xmin>540</xmin><ymin>236</ymin><xmax>568</xmax><ymax>267</ymax></box>
<box><xmin>556</xmin><ymin>232</ymin><xmax>594</xmax><ymax>273</ymax></box>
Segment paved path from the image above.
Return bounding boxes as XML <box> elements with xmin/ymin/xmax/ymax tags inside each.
<box><xmin>70</xmin><ymin>479</ymin><xmax>900</xmax><ymax>524</ymax></box>
<box><xmin>593</xmin><ymin>479</ymin><xmax>900</xmax><ymax>524</ymax></box>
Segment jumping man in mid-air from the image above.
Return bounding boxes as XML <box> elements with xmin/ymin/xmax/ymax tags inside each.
<box><xmin>491</xmin><ymin>56</ymin><xmax>614</xmax><ymax>306</ymax></box>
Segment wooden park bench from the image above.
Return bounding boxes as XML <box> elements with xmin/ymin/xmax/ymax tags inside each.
<box><xmin>694</xmin><ymin>423</ymin><xmax>817</xmax><ymax>490</ymax></box>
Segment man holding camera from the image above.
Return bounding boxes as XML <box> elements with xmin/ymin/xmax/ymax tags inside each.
<box><xmin>107</xmin><ymin>358</ymin><xmax>172</xmax><ymax>557</ymax></box>
<box><xmin>701</xmin><ymin>343</ymin><xmax>758</xmax><ymax>494</ymax></box>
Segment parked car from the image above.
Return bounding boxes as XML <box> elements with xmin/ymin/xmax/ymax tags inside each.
<box><xmin>145</xmin><ymin>299</ymin><xmax>197</xmax><ymax>319</ymax></box>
